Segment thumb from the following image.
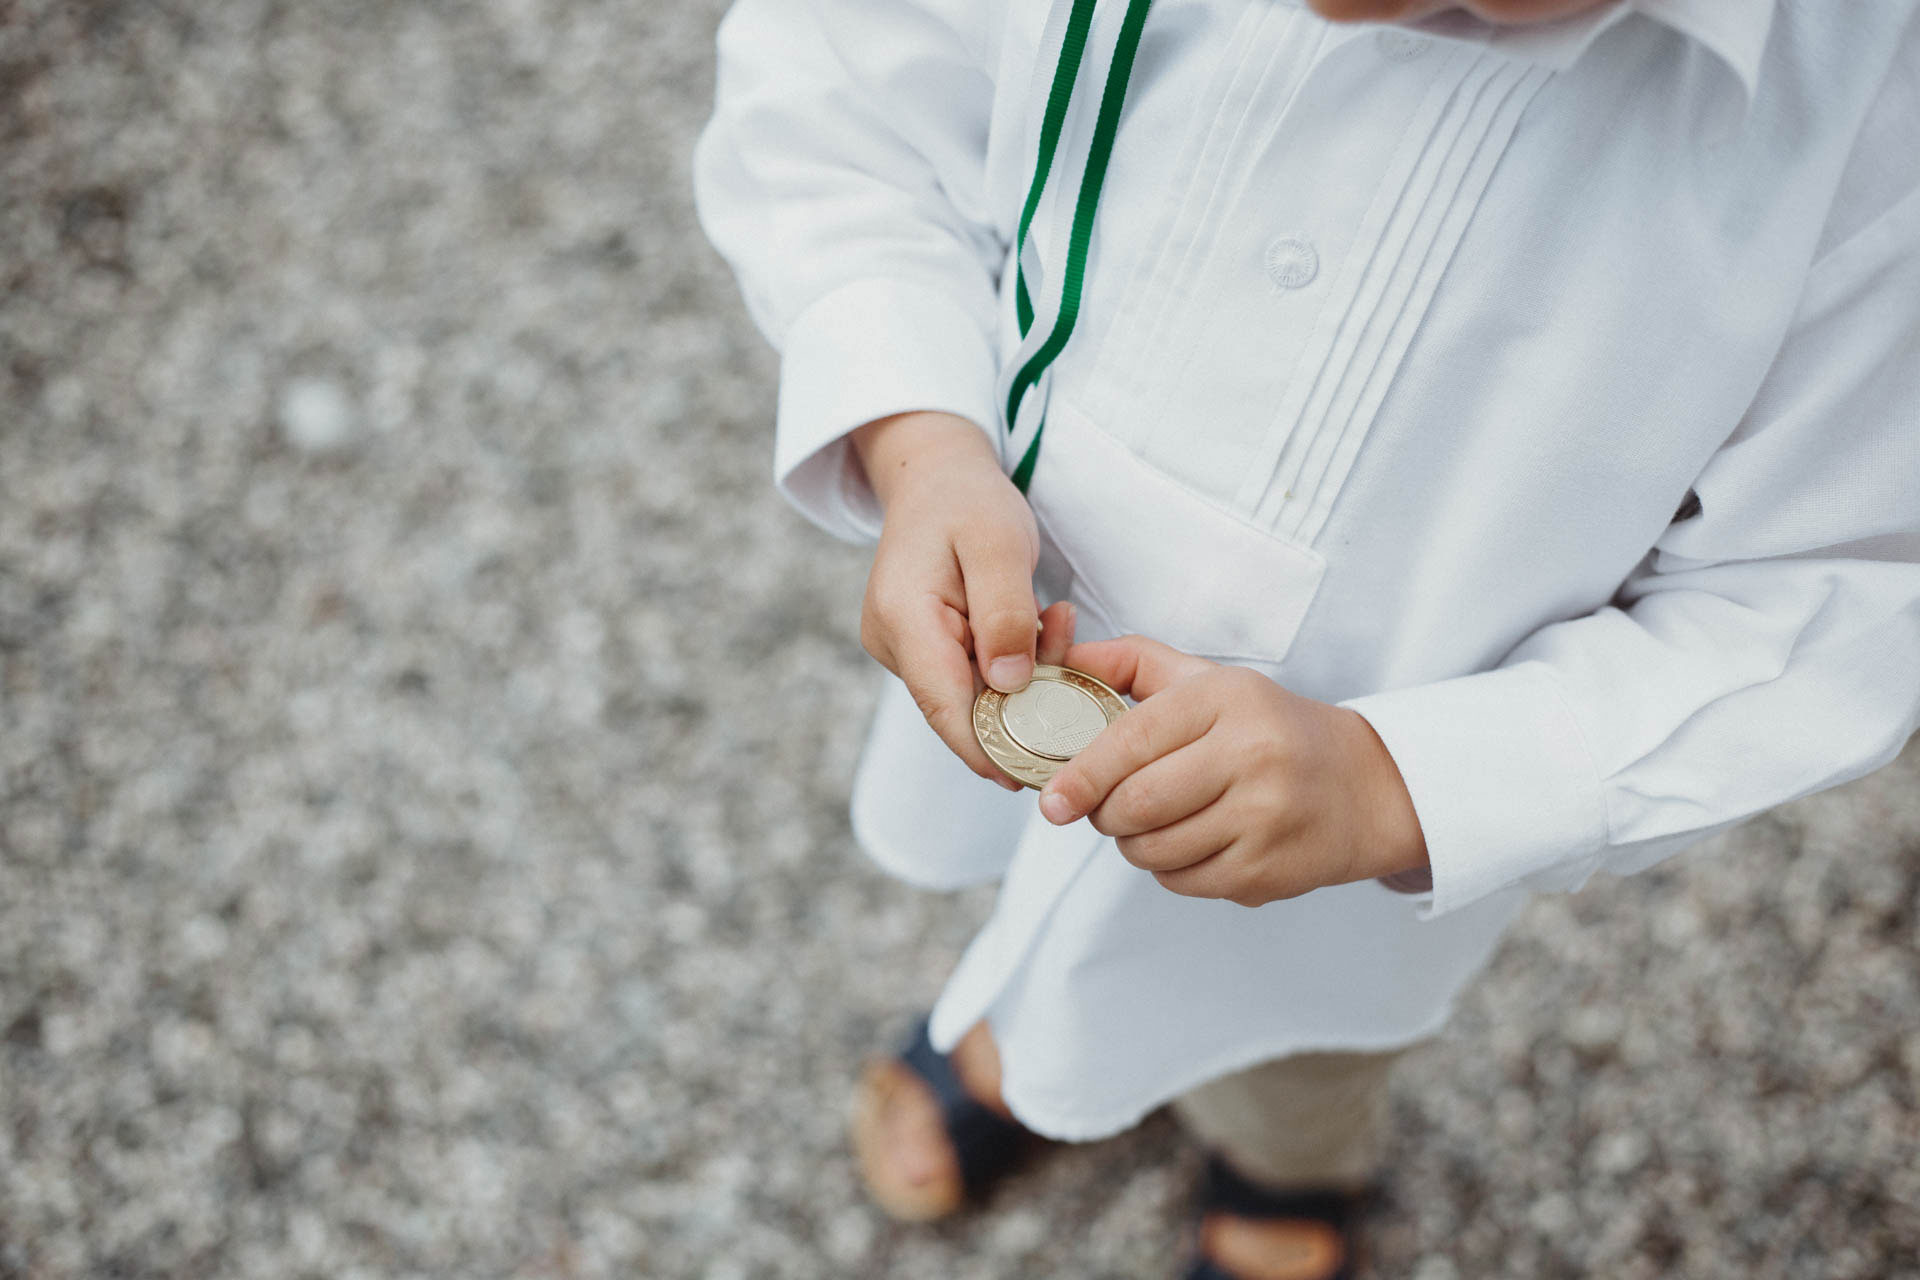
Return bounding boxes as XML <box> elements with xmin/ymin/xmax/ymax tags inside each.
<box><xmin>1062</xmin><ymin>634</ymin><xmax>1215</xmax><ymax>701</ymax></box>
<box><xmin>956</xmin><ymin>526</ymin><xmax>1040</xmax><ymax>692</ymax></box>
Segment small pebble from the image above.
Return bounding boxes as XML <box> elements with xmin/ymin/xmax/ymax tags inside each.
<box><xmin>277</xmin><ymin>376</ymin><xmax>356</xmax><ymax>453</ymax></box>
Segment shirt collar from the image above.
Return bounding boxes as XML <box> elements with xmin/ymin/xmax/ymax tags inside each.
<box><xmin>1381</xmin><ymin>0</ymin><xmax>1775</xmax><ymax>125</ymax></box>
<box><xmin>1628</xmin><ymin>0</ymin><xmax>1774</xmax><ymax>112</ymax></box>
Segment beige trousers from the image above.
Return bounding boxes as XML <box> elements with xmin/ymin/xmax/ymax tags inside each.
<box><xmin>1167</xmin><ymin>1046</ymin><xmax>1415</xmax><ymax>1192</ymax></box>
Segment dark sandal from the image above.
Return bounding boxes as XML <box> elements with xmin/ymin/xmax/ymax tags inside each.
<box><xmin>1183</xmin><ymin>1154</ymin><xmax>1361</xmax><ymax>1280</ymax></box>
<box><xmin>849</xmin><ymin>1013</ymin><xmax>1039</xmax><ymax>1221</ymax></box>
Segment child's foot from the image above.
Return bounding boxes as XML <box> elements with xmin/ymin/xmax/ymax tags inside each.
<box><xmin>849</xmin><ymin>1017</ymin><xmax>1038</xmax><ymax>1221</ymax></box>
<box><xmin>1183</xmin><ymin>1155</ymin><xmax>1358</xmax><ymax>1280</ymax></box>
<box><xmin>1192</xmin><ymin>1212</ymin><xmax>1348</xmax><ymax>1279</ymax></box>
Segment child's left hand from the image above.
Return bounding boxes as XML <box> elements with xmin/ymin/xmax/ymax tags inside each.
<box><xmin>1038</xmin><ymin>634</ymin><xmax>1430</xmax><ymax>907</ymax></box>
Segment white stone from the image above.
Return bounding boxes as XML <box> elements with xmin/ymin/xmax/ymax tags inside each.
<box><xmin>823</xmin><ymin>1207</ymin><xmax>876</xmax><ymax>1266</ymax></box>
<box><xmin>278</xmin><ymin>376</ymin><xmax>356</xmax><ymax>452</ymax></box>
<box><xmin>1528</xmin><ymin>1192</ymin><xmax>1579</xmax><ymax>1235</ymax></box>
<box><xmin>1592</xmin><ymin>1129</ymin><xmax>1651</xmax><ymax>1176</ymax></box>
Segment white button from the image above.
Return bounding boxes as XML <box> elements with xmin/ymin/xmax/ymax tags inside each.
<box><xmin>1374</xmin><ymin>30</ymin><xmax>1431</xmax><ymax>62</ymax></box>
<box><xmin>1265</xmin><ymin>236</ymin><xmax>1319</xmax><ymax>290</ymax></box>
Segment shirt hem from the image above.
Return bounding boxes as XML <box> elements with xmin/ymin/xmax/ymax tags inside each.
<box><xmin>997</xmin><ymin>1009</ymin><xmax>1457</xmax><ymax>1144</ymax></box>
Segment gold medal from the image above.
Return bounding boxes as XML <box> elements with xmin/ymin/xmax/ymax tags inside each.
<box><xmin>973</xmin><ymin>664</ymin><xmax>1127</xmax><ymax>790</ymax></box>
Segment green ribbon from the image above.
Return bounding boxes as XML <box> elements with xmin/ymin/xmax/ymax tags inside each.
<box><xmin>1014</xmin><ymin>0</ymin><xmax>1100</xmax><ymax>342</ymax></box>
<box><xmin>1006</xmin><ymin>0</ymin><xmax>1156</xmax><ymax>493</ymax></box>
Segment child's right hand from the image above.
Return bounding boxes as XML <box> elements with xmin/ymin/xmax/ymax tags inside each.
<box><xmin>851</xmin><ymin>409</ymin><xmax>1076</xmax><ymax>790</ymax></box>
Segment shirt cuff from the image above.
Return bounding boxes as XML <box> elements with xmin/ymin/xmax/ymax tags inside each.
<box><xmin>1337</xmin><ymin>660</ymin><xmax>1610</xmax><ymax>919</ymax></box>
<box><xmin>774</xmin><ymin>278</ymin><xmax>1004</xmax><ymax>544</ymax></box>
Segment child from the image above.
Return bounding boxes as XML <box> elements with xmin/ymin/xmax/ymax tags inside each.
<box><xmin>692</xmin><ymin>0</ymin><xmax>1920</xmax><ymax>1274</ymax></box>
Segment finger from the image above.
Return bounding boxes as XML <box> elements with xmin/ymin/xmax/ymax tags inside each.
<box><xmin>892</xmin><ymin>593</ymin><xmax>1023</xmax><ymax>790</ymax></box>
<box><xmin>1114</xmin><ymin>792</ymin><xmax>1238</xmax><ymax>872</ymax></box>
<box><xmin>1087</xmin><ymin>739</ymin><xmax>1232</xmax><ymax>840</ymax></box>
<box><xmin>1149</xmin><ymin>843</ymin><xmax>1248</xmax><ymax>902</ymax></box>
<box><xmin>1062</xmin><ymin>634</ymin><xmax>1215</xmax><ymax>701</ymax></box>
<box><xmin>1035</xmin><ymin>600</ymin><xmax>1077</xmax><ymax>667</ymax></box>
<box><xmin>1038</xmin><ymin>687</ymin><xmax>1219</xmax><ymax>825</ymax></box>
<box><xmin>954</xmin><ymin>526</ymin><xmax>1039</xmax><ymax>693</ymax></box>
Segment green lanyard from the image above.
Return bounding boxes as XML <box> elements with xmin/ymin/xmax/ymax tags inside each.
<box><xmin>1004</xmin><ymin>0</ymin><xmax>1156</xmax><ymax>493</ymax></box>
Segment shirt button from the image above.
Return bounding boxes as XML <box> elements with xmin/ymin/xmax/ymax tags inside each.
<box><xmin>1374</xmin><ymin>30</ymin><xmax>1431</xmax><ymax>61</ymax></box>
<box><xmin>1265</xmin><ymin>236</ymin><xmax>1319</xmax><ymax>290</ymax></box>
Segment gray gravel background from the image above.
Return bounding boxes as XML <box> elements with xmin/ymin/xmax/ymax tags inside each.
<box><xmin>2</xmin><ymin>3</ymin><xmax>1917</xmax><ymax>1277</ymax></box>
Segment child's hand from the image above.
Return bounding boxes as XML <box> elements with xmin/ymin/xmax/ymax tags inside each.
<box><xmin>851</xmin><ymin>410</ymin><xmax>1077</xmax><ymax>790</ymax></box>
<box><xmin>1036</xmin><ymin>634</ymin><xmax>1430</xmax><ymax>905</ymax></box>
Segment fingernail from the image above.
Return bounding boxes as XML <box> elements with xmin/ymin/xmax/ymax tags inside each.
<box><xmin>997</xmin><ymin>777</ymin><xmax>1021</xmax><ymax>792</ymax></box>
<box><xmin>1039</xmin><ymin>791</ymin><xmax>1074</xmax><ymax>824</ymax></box>
<box><xmin>987</xmin><ymin>657</ymin><xmax>1031</xmax><ymax>692</ymax></box>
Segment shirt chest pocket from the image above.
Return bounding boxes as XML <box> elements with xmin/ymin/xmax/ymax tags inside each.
<box><xmin>1025</xmin><ymin>395</ymin><xmax>1327</xmax><ymax>670</ymax></box>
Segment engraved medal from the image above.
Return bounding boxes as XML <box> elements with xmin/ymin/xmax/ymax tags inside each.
<box><xmin>973</xmin><ymin>664</ymin><xmax>1128</xmax><ymax>790</ymax></box>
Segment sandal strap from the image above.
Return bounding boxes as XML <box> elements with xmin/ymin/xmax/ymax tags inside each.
<box><xmin>1188</xmin><ymin>1154</ymin><xmax>1359</xmax><ymax>1280</ymax></box>
<box><xmin>1183</xmin><ymin>1262</ymin><xmax>1247</xmax><ymax>1280</ymax></box>
<box><xmin>897</xmin><ymin>1015</ymin><xmax>1031</xmax><ymax>1200</ymax></box>
<box><xmin>1197</xmin><ymin>1154</ymin><xmax>1359</xmax><ymax>1228</ymax></box>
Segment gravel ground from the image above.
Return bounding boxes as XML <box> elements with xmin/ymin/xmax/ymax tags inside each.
<box><xmin>2</xmin><ymin>3</ymin><xmax>1917</xmax><ymax>1277</ymax></box>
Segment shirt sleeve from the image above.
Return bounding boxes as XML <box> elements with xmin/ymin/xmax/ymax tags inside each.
<box><xmin>691</xmin><ymin>0</ymin><xmax>1010</xmax><ymax>543</ymax></box>
<box><xmin>1338</xmin><ymin>153</ymin><xmax>1920</xmax><ymax>920</ymax></box>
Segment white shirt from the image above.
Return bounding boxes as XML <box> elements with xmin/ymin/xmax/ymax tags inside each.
<box><xmin>692</xmin><ymin>0</ymin><xmax>1920</xmax><ymax>1141</ymax></box>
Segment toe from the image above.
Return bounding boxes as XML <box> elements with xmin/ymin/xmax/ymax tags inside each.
<box><xmin>849</xmin><ymin>1058</ymin><xmax>964</xmax><ymax>1221</ymax></box>
<box><xmin>1198</xmin><ymin>1211</ymin><xmax>1347</xmax><ymax>1280</ymax></box>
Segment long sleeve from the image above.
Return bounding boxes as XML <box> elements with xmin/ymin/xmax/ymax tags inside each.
<box><xmin>1340</xmin><ymin>132</ymin><xmax>1920</xmax><ymax>919</ymax></box>
<box><xmin>691</xmin><ymin>0</ymin><xmax>1010</xmax><ymax>543</ymax></box>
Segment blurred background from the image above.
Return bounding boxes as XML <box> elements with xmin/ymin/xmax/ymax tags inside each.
<box><xmin>1</xmin><ymin>2</ymin><xmax>1916</xmax><ymax>1277</ymax></box>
